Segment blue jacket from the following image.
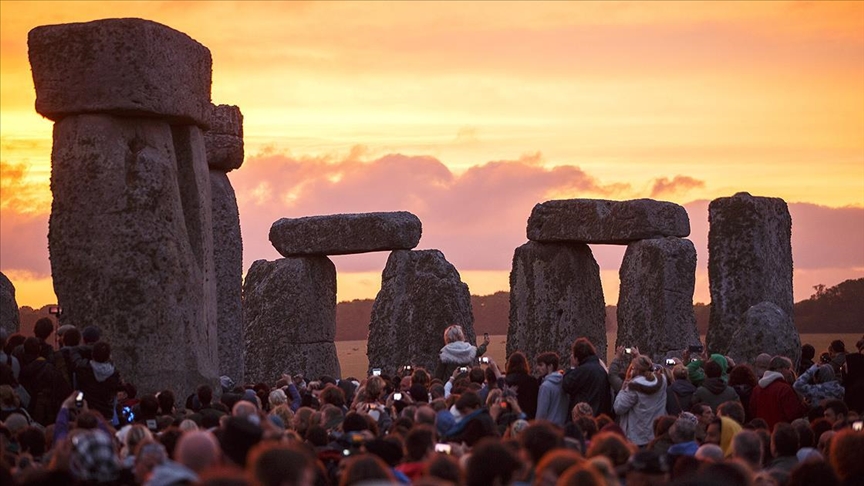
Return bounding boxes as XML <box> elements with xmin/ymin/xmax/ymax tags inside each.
<box><xmin>536</xmin><ymin>372</ymin><xmax>568</xmax><ymax>426</ymax></box>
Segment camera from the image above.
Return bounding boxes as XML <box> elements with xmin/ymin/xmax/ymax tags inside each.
<box><xmin>458</xmin><ymin>366</ymin><xmax>469</xmax><ymax>373</ymax></box>
<box><xmin>500</xmin><ymin>400</ymin><xmax>509</xmax><ymax>409</ymax></box>
<box><xmin>403</xmin><ymin>365</ymin><xmax>413</xmax><ymax>372</ymax></box>
<box><xmin>48</xmin><ymin>305</ymin><xmax>62</xmax><ymax>316</ymax></box>
<box><xmin>371</xmin><ymin>368</ymin><xmax>382</xmax><ymax>376</ymax></box>
<box><xmin>665</xmin><ymin>358</ymin><xmax>676</xmax><ymax>367</ymax></box>
<box><xmin>853</xmin><ymin>421</ymin><xmax>863</xmax><ymax>431</ymax></box>
<box><xmin>479</xmin><ymin>357</ymin><xmax>490</xmax><ymax>364</ymax></box>
<box><xmin>393</xmin><ymin>392</ymin><xmax>403</xmax><ymax>401</ymax></box>
<box><xmin>435</xmin><ymin>443</ymin><xmax>452</xmax><ymax>454</ymax></box>
<box><xmin>624</xmin><ymin>348</ymin><xmax>632</xmax><ymax>354</ymax></box>
<box><xmin>75</xmin><ymin>392</ymin><xmax>84</xmax><ymax>408</ymax></box>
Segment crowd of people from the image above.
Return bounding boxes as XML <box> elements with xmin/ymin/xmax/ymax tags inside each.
<box><xmin>1</xmin><ymin>320</ymin><xmax>863</xmax><ymax>486</ymax></box>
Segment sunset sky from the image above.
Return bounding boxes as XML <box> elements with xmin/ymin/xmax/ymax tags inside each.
<box><xmin>1</xmin><ymin>1</ymin><xmax>863</xmax><ymax>310</ymax></box>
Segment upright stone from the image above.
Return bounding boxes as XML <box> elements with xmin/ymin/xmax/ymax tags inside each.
<box><xmin>508</xmin><ymin>241</ymin><xmax>606</xmax><ymax>364</ymax></box>
<box><xmin>0</xmin><ymin>272</ymin><xmax>20</xmax><ymax>336</ymax></box>
<box><xmin>616</xmin><ymin>238</ymin><xmax>700</xmax><ymax>361</ymax></box>
<box><xmin>270</xmin><ymin>212</ymin><xmax>422</xmax><ymax>257</ymax></box>
<box><xmin>707</xmin><ymin>193</ymin><xmax>793</xmax><ymax>354</ymax></box>
<box><xmin>527</xmin><ymin>199</ymin><xmax>690</xmax><ymax>244</ymax></box>
<box><xmin>28</xmin><ymin>18</ymin><xmax>212</xmax><ymax>126</ymax></box>
<box><xmin>210</xmin><ymin>171</ymin><xmax>244</xmax><ymax>380</ymax></box>
<box><xmin>727</xmin><ymin>302</ymin><xmax>800</xmax><ymax>368</ymax></box>
<box><xmin>243</xmin><ymin>258</ymin><xmax>340</xmax><ymax>382</ymax></box>
<box><xmin>205</xmin><ymin>103</ymin><xmax>245</xmax><ymax>380</ymax></box>
<box><xmin>368</xmin><ymin>250</ymin><xmax>474</xmax><ymax>375</ymax></box>
<box><xmin>48</xmin><ymin>115</ymin><xmax>218</xmax><ymax>396</ymax></box>
<box><xmin>30</xmin><ymin>18</ymin><xmax>218</xmax><ymax>397</ymax></box>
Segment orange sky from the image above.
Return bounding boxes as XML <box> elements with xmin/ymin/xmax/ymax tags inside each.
<box><xmin>1</xmin><ymin>1</ymin><xmax>863</xmax><ymax>309</ymax></box>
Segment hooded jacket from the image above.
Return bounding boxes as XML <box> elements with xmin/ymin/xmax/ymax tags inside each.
<box><xmin>536</xmin><ymin>372</ymin><xmax>568</xmax><ymax>426</ymax></box>
<box><xmin>613</xmin><ymin>373</ymin><xmax>667</xmax><ymax>446</ymax></box>
<box><xmin>793</xmin><ymin>364</ymin><xmax>845</xmax><ymax>407</ymax></box>
<box><xmin>433</xmin><ymin>341</ymin><xmax>487</xmax><ymax>381</ymax></box>
<box><xmin>72</xmin><ymin>347</ymin><xmax>123</xmax><ymax>421</ymax></box>
<box><xmin>693</xmin><ymin>377</ymin><xmax>740</xmax><ymax>412</ymax></box>
<box><xmin>666</xmin><ymin>379</ymin><xmax>697</xmax><ymax>416</ymax></box>
<box><xmin>717</xmin><ymin>416</ymin><xmax>742</xmax><ymax>457</ymax></box>
<box><xmin>750</xmin><ymin>371</ymin><xmax>806</xmax><ymax>430</ymax></box>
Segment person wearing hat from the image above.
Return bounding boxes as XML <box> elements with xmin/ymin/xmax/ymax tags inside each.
<box><xmin>794</xmin><ymin>362</ymin><xmax>845</xmax><ymax>409</ymax></box>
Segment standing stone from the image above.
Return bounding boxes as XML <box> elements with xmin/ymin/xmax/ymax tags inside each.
<box><xmin>48</xmin><ymin>115</ymin><xmax>218</xmax><ymax>396</ymax></box>
<box><xmin>508</xmin><ymin>241</ymin><xmax>606</xmax><ymax>365</ymax></box>
<box><xmin>270</xmin><ymin>212</ymin><xmax>422</xmax><ymax>257</ymax></box>
<box><xmin>0</xmin><ymin>272</ymin><xmax>20</xmax><ymax>336</ymax></box>
<box><xmin>527</xmin><ymin>199</ymin><xmax>690</xmax><ymax>244</ymax></box>
<box><xmin>616</xmin><ymin>238</ymin><xmax>700</xmax><ymax>361</ymax></box>
<box><xmin>727</xmin><ymin>302</ymin><xmax>800</xmax><ymax>367</ymax></box>
<box><xmin>204</xmin><ymin>104</ymin><xmax>244</xmax><ymax>172</ymax></box>
<box><xmin>28</xmin><ymin>18</ymin><xmax>212</xmax><ymax>126</ymax></box>
<box><xmin>243</xmin><ymin>258</ymin><xmax>339</xmax><ymax>382</ymax></box>
<box><xmin>707</xmin><ymin>193</ymin><xmax>793</xmax><ymax>354</ymax></box>
<box><xmin>368</xmin><ymin>250</ymin><xmax>474</xmax><ymax>375</ymax></box>
<box><xmin>210</xmin><ymin>171</ymin><xmax>244</xmax><ymax>380</ymax></box>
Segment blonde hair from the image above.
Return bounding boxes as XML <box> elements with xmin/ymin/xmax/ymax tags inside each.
<box><xmin>626</xmin><ymin>355</ymin><xmax>655</xmax><ymax>380</ymax></box>
<box><xmin>444</xmin><ymin>325</ymin><xmax>466</xmax><ymax>344</ymax></box>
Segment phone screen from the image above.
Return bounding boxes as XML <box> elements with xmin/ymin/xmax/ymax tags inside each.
<box><xmin>435</xmin><ymin>443</ymin><xmax>451</xmax><ymax>454</ymax></box>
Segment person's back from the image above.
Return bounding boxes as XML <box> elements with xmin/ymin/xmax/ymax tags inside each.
<box><xmin>666</xmin><ymin>366</ymin><xmax>697</xmax><ymax>415</ymax></box>
<box><xmin>750</xmin><ymin>358</ymin><xmax>806</xmax><ymax>430</ymax></box>
<box><xmin>73</xmin><ymin>341</ymin><xmax>122</xmax><ymax>421</ymax></box>
<box><xmin>535</xmin><ymin>352</ymin><xmax>569</xmax><ymax>426</ymax></box>
<box><xmin>18</xmin><ymin>337</ymin><xmax>70</xmax><ymax>425</ymax></box>
<box><xmin>613</xmin><ymin>356</ymin><xmax>667</xmax><ymax>446</ymax></box>
<box><xmin>693</xmin><ymin>360</ymin><xmax>740</xmax><ymax>412</ymax></box>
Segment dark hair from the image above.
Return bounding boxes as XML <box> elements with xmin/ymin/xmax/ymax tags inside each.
<box><xmin>704</xmin><ymin>360</ymin><xmax>722</xmax><ymax>379</ymax></box>
<box><xmin>772</xmin><ymin>423</ymin><xmax>799</xmax><ymax>457</ymax></box>
<box><xmin>468</xmin><ymin>367</ymin><xmax>485</xmax><ymax>385</ymax></box>
<box><xmin>404</xmin><ymin>425</ymin><xmax>435</xmax><ymax>462</ymax></box>
<box><xmin>520</xmin><ymin>421</ymin><xmax>564</xmax><ymax>465</ymax></box>
<box><xmin>536</xmin><ymin>352</ymin><xmax>560</xmax><ymax>370</ymax></box>
<box><xmin>829</xmin><ymin>340</ymin><xmax>846</xmax><ymax>353</ymax></box>
<box><xmin>728</xmin><ymin>365</ymin><xmax>758</xmax><ymax>388</ymax></box>
<box><xmin>731</xmin><ymin>430</ymin><xmax>763</xmax><ymax>467</ymax></box>
<box><xmin>17</xmin><ymin>426</ymin><xmax>46</xmax><ymax>457</ymax></box>
<box><xmin>34</xmin><ymin>318</ymin><xmax>54</xmax><ymax>340</ymax></box>
<box><xmin>342</xmin><ymin>412</ymin><xmax>370</xmax><ymax>433</ymax></box>
<box><xmin>319</xmin><ymin>385</ymin><xmax>346</xmax><ymax>409</ymax></box>
<box><xmin>465</xmin><ymin>438</ymin><xmax>521</xmax><ymax>486</ymax></box>
<box><xmin>248</xmin><ymin>442</ymin><xmax>315</xmax><ymax>486</ymax></box>
<box><xmin>23</xmin><ymin>337</ymin><xmax>40</xmax><ymax>356</ymax></box>
<box><xmin>92</xmin><ymin>341</ymin><xmax>111</xmax><ymax>363</ymax></box>
<box><xmin>63</xmin><ymin>327</ymin><xmax>82</xmax><ymax>347</ymax></box>
<box><xmin>718</xmin><ymin>401</ymin><xmax>745</xmax><ymax>426</ymax></box>
<box><xmin>157</xmin><ymin>390</ymin><xmax>175</xmax><ymax>415</ymax></box>
<box><xmin>575</xmin><ymin>416</ymin><xmax>598</xmax><ymax>440</ymax></box>
<box><xmin>823</xmin><ymin>399</ymin><xmax>848</xmax><ymax>418</ymax></box>
<box><xmin>340</xmin><ymin>454</ymin><xmax>394</xmax><ymax>485</ymax></box>
<box><xmin>788</xmin><ymin>460</ymin><xmax>839</xmax><ymax>486</ymax></box>
<box><xmin>801</xmin><ymin>344</ymin><xmax>816</xmax><ymax>361</ymax></box>
<box><xmin>196</xmin><ymin>385</ymin><xmax>213</xmax><ymax>406</ymax></box>
<box><xmin>572</xmin><ymin>338</ymin><xmax>597</xmax><ymax>362</ymax></box>
<box><xmin>425</xmin><ymin>453</ymin><xmax>463</xmax><ymax>484</ymax></box>
<box><xmin>505</xmin><ymin>352</ymin><xmax>530</xmax><ymax>375</ymax></box>
<box><xmin>139</xmin><ymin>394</ymin><xmax>160</xmax><ymax>417</ymax></box>
<box><xmin>455</xmin><ymin>390</ymin><xmax>482</xmax><ymax>413</ymax></box>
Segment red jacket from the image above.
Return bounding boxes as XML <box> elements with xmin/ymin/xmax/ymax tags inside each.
<box><xmin>749</xmin><ymin>371</ymin><xmax>806</xmax><ymax>430</ymax></box>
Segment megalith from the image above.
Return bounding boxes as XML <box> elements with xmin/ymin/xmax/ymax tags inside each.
<box><xmin>707</xmin><ymin>193</ymin><xmax>793</xmax><ymax>355</ymax></box>
<box><xmin>727</xmin><ymin>302</ymin><xmax>800</xmax><ymax>367</ymax></box>
<box><xmin>508</xmin><ymin>241</ymin><xmax>607</xmax><ymax>364</ymax></box>
<box><xmin>616</xmin><ymin>237</ymin><xmax>700</xmax><ymax>361</ymax></box>
<box><xmin>0</xmin><ymin>272</ymin><xmax>20</xmax><ymax>336</ymax></box>
<box><xmin>527</xmin><ymin>199</ymin><xmax>690</xmax><ymax>244</ymax></box>
<box><xmin>368</xmin><ymin>250</ymin><xmax>474</xmax><ymax>375</ymax></box>
<box><xmin>205</xmin><ymin>104</ymin><xmax>245</xmax><ymax>381</ymax></box>
<box><xmin>30</xmin><ymin>18</ymin><xmax>219</xmax><ymax>396</ymax></box>
<box><xmin>243</xmin><ymin>258</ymin><xmax>340</xmax><ymax>382</ymax></box>
<box><xmin>270</xmin><ymin>212</ymin><xmax>422</xmax><ymax>257</ymax></box>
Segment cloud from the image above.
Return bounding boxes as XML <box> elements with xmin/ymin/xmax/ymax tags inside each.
<box><xmin>0</xmin><ymin>160</ymin><xmax>51</xmax><ymax>215</ymax></box>
<box><xmin>650</xmin><ymin>175</ymin><xmax>705</xmax><ymax>198</ymax></box>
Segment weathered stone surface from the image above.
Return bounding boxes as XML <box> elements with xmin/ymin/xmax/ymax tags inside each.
<box><xmin>527</xmin><ymin>198</ymin><xmax>690</xmax><ymax>244</ymax></box>
<box><xmin>707</xmin><ymin>193</ymin><xmax>793</xmax><ymax>355</ymax></box>
<box><xmin>29</xmin><ymin>18</ymin><xmax>212</xmax><ymax>127</ymax></box>
<box><xmin>204</xmin><ymin>105</ymin><xmax>244</xmax><ymax>171</ymax></box>
<box><xmin>48</xmin><ymin>114</ymin><xmax>218</xmax><ymax>397</ymax></box>
<box><xmin>508</xmin><ymin>241</ymin><xmax>606</xmax><ymax>364</ymax></box>
<box><xmin>270</xmin><ymin>212</ymin><xmax>422</xmax><ymax>257</ymax></box>
<box><xmin>368</xmin><ymin>250</ymin><xmax>474</xmax><ymax>376</ymax></box>
<box><xmin>0</xmin><ymin>272</ymin><xmax>20</xmax><ymax>336</ymax></box>
<box><xmin>616</xmin><ymin>238</ymin><xmax>700</xmax><ymax>361</ymax></box>
<box><xmin>210</xmin><ymin>171</ymin><xmax>244</xmax><ymax>380</ymax></box>
<box><xmin>728</xmin><ymin>302</ymin><xmax>800</xmax><ymax>368</ymax></box>
<box><xmin>243</xmin><ymin>257</ymin><xmax>339</xmax><ymax>382</ymax></box>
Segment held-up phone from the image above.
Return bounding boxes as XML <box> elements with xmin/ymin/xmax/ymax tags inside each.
<box><xmin>372</xmin><ymin>368</ymin><xmax>382</xmax><ymax>376</ymax></box>
<box><xmin>403</xmin><ymin>365</ymin><xmax>413</xmax><ymax>372</ymax></box>
<box><xmin>75</xmin><ymin>392</ymin><xmax>84</xmax><ymax>408</ymax></box>
<box><xmin>479</xmin><ymin>357</ymin><xmax>490</xmax><ymax>364</ymax></box>
<box><xmin>688</xmin><ymin>344</ymin><xmax>704</xmax><ymax>353</ymax></box>
<box><xmin>853</xmin><ymin>421</ymin><xmax>863</xmax><ymax>431</ymax></box>
<box><xmin>665</xmin><ymin>358</ymin><xmax>676</xmax><ymax>367</ymax></box>
<box><xmin>459</xmin><ymin>366</ymin><xmax>469</xmax><ymax>373</ymax></box>
<box><xmin>624</xmin><ymin>348</ymin><xmax>632</xmax><ymax>354</ymax></box>
<box><xmin>500</xmin><ymin>400</ymin><xmax>508</xmax><ymax>409</ymax></box>
<box><xmin>393</xmin><ymin>392</ymin><xmax>403</xmax><ymax>401</ymax></box>
<box><xmin>49</xmin><ymin>305</ymin><xmax>61</xmax><ymax>315</ymax></box>
<box><xmin>435</xmin><ymin>443</ymin><xmax>452</xmax><ymax>454</ymax></box>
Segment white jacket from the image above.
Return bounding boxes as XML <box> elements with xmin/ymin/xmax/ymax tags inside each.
<box><xmin>614</xmin><ymin>373</ymin><xmax>667</xmax><ymax>446</ymax></box>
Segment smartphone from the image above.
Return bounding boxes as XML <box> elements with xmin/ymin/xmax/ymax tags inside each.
<box><xmin>458</xmin><ymin>366</ymin><xmax>469</xmax><ymax>373</ymax></box>
<box><xmin>479</xmin><ymin>357</ymin><xmax>490</xmax><ymax>364</ymax></box>
<box><xmin>393</xmin><ymin>392</ymin><xmax>403</xmax><ymax>401</ymax></box>
<box><xmin>665</xmin><ymin>358</ymin><xmax>676</xmax><ymax>367</ymax></box>
<box><xmin>690</xmin><ymin>357</ymin><xmax>700</xmax><ymax>363</ymax></box>
<box><xmin>624</xmin><ymin>347</ymin><xmax>632</xmax><ymax>354</ymax></box>
<box><xmin>372</xmin><ymin>368</ymin><xmax>382</xmax><ymax>376</ymax></box>
<box><xmin>483</xmin><ymin>332</ymin><xmax>489</xmax><ymax>341</ymax></box>
<box><xmin>75</xmin><ymin>391</ymin><xmax>84</xmax><ymax>408</ymax></box>
<box><xmin>403</xmin><ymin>365</ymin><xmax>413</xmax><ymax>372</ymax></box>
<box><xmin>500</xmin><ymin>400</ymin><xmax>509</xmax><ymax>409</ymax></box>
<box><xmin>688</xmin><ymin>345</ymin><xmax>704</xmax><ymax>353</ymax></box>
<box><xmin>48</xmin><ymin>305</ymin><xmax>61</xmax><ymax>315</ymax></box>
<box><xmin>435</xmin><ymin>443</ymin><xmax>452</xmax><ymax>454</ymax></box>
<box><xmin>853</xmin><ymin>421</ymin><xmax>863</xmax><ymax>431</ymax></box>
